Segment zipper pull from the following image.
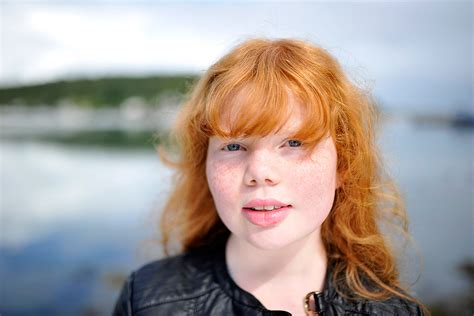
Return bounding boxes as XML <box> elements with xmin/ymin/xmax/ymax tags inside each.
<box><xmin>304</xmin><ymin>291</ymin><xmax>326</xmax><ymax>315</ymax></box>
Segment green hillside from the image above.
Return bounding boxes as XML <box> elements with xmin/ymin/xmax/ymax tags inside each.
<box><xmin>0</xmin><ymin>75</ymin><xmax>199</xmax><ymax>107</ymax></box>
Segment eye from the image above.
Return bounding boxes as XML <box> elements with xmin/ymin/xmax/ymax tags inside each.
<box><xmin>287</xmin><ymin>139</ymin><xmax>302</xmax><ymax>147</ymax></box>
<box><xmin>223</xmin><ymin>143</ymin><xmax>244</xmax><ymax>151</ymax></box>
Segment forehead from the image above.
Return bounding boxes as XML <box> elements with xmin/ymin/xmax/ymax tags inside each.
<box><xmin>217</xmin><ymin>85</ymin><xmax>305</xmax><ymax>136</ymax></box>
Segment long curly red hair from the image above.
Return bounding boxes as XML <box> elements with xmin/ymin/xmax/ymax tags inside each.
<box><xmin>158</xmin><ymin>38</ymin><xmax>422</xmax><ymax>306</ymax></box>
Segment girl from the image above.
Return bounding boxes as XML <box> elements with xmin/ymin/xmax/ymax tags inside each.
<box><xmin>113</xmin><ymin>38</ymin><xmax>426</xmax><ymax>316</ymax></box>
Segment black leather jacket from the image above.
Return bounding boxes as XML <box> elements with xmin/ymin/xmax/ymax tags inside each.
<box><xmin>113</xmin><ymin>244</ymin><xmax>423</xmax><ymax>316</ymax></box>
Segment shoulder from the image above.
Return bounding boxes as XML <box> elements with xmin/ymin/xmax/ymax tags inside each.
<box><xmin>113</xmin><ymin>249</ymin><xmax>221</xmax><ymax>316</ymax></box>
<box><xmin>330</xmin><ymin>293</ymin><xmax>424</xmax><ymax>316</ymax></box>
<box><xmin>134</xmin><ymin>250</ymin><xmax>219</xmax><ymax>299</ymax></box>
<box><xmin>324</xmin><ymin>263</ymin><xmax>425</xmax><ymax>316</ymax></box>
<box><xmin>362</xmin><ymin>296</ymin><xmax>424</xmax><ymax>316</ymax></box>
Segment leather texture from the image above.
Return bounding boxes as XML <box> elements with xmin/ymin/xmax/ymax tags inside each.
<box><xmin>112</xmin><ymin>243</ymin><xmax>424</xmax><ymax>316</ymax></box>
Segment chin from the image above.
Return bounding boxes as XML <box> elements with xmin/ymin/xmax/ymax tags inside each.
<box><xmin>243</xmin><ymin>224</ymin><xmax>322</xmax><ymax>252</ymax></box>
<box><xmin>245</xmin><ymin>230</ymin><xmax>301</xmax><ymax>251</ymax></box>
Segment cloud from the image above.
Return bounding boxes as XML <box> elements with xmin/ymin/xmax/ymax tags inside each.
<box><xmin>0</xmin><ymin>1</ymin><xmax>472</xmax><ymax>109</ymax></box>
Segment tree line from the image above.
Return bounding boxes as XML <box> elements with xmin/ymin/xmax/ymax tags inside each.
<box><xmin>0</xmin><ymin>75</ymin><xmax>199</xmax><ymax>107</ymax></box>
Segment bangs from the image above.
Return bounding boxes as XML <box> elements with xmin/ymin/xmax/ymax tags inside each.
<box><xmin>201</xmin><ymin>54</ymin><xmax>333</xmax><ymax>147</ymax></box>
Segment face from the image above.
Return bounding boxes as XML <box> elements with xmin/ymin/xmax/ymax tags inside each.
<box><xmin>205</xmin><ymin>93</ymin><xmax>338</xmax><ymax>250</ymax></box>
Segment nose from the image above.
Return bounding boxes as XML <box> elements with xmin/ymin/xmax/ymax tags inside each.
<box><xmin>243</xmin><ymin>150</ymin><xmax>281</xmax><ymax>187</ymax></box>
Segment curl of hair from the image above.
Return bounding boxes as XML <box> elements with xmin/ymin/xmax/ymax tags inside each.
<box><xmin>158</xmin><ymin>38</ymin><xmax>425</xmax><ymax>310</ymax></box>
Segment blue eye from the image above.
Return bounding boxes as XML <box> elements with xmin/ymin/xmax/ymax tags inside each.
<box><xmin>223</xmin><ymin>143</ymin><xmax>242</xmax><ymax>151</ymax></box>
<box><xmin>287</xmin><ymin>140</ymin><xmax>302</xmax><ymax>147</ymax></box>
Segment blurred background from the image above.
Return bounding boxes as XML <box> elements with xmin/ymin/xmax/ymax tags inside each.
<box><xmin>0</xmin><ymin>1</ymin><xmax>472</xmax><ymax>315</ymax></box>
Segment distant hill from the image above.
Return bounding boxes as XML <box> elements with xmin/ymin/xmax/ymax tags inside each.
<box><xmin>0</xmin><ymin>75</ymin><xmax>199</xmax><ymax>107</ymax></box>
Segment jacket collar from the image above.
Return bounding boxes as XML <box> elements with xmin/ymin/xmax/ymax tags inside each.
<box><xmin>211</xmin><ymin>239</ymin><xmax>337</xmax><ymax>311</ymax></box>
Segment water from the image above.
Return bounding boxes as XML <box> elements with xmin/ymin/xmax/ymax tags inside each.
<box><xmin>381</xmin><ymin>119</ymin><xmax>473</xmax><ymax>303</ymax></box>
<box><xmin>0</xmin><ymin>119</ymin><xmax>472</xmax><ymax>315</ymax></box>
<box><xmin>0</xmin><ymin>142</ymin><xmax>172</xmax><ymax>315</ymax></box>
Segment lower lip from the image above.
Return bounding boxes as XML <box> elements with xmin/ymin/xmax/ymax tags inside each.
<box><xmin>242</xmin><ymin>206</ymin><xmax>292</xmax><ymax>227</ymax></box>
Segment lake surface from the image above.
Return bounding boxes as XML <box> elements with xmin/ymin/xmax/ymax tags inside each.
<box><xmin>0</xmin><ymin>118</ymin><xmax>472</xmax><ymax>315</ymax></box>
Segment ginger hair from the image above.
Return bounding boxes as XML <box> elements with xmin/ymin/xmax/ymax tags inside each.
<box><xmin>158</xmin><ymin>38</ymin><xmax>423</xmax><ymax>307</ymax></box>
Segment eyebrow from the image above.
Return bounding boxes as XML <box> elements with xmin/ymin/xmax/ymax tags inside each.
<box><xmin>215</xmin><ymin>133</ymin><xmax>300</xmax><ymax>143</ymax></box>
<box><xmin>214</xmin><ymin>127</ymin><xmax>299</xmax><ymax>139</ymax></box>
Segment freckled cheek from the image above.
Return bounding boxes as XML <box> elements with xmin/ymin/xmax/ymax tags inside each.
<box><xmin>287</xmin><ymin>162</ymin><xmax>337</xmax><ymax>217</ymax></box>
<box><xmin>287</xmin><ymin>160</ymin><xmax>336</xmax><ymax>188</ymax></box>
<box><xmin>206</xmin><ymin>161</ymin><xmax>242</xmax><ymax>206</ymax></box>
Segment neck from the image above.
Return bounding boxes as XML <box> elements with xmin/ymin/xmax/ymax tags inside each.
<box><xmin>225</xmin><ymin>230</ymin><xmax>328</xmax><ymax>293</ymax></box>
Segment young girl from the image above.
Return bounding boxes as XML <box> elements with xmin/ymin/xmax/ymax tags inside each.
<box><xmin>113</xmin><ymin>38</ymin><xmax>426</xmax><ymax>316</ymax></box>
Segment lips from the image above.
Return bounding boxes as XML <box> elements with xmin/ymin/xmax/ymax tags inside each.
<box><xmin>243</xmin><ymin>198</ymin><xmax>291</xmax><ymax>210</ymax></box>
<box><xmin>242</xmin><ymin>198</ymin><xmax>292</xmax><ymax>227</ymax></box>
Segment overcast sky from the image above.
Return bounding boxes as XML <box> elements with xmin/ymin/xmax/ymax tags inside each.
<box><xmin>1</xmin><ymin>1</ymin><xmax>472</xmax><ymax>112</ymax></box>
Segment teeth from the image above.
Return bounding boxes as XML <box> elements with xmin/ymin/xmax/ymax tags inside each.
<box><xmin>250</xmin><ymin>205</ymin><xmax>282</xmax><ymax>211</ymax></box>
<box><xmin>264</xmin><ymin>205</ymin><xmax>279</xmax><ymax>211</ymax></box>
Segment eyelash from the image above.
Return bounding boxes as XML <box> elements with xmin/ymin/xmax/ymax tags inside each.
<box><xmin>223</xmin><ymin>143</ymin><xmax>243</xmax><ymax>151</ymax></box>
<box><xmin>287</xmin><ymin>140</ymin><xmax>302</xmax><ymax>147</ymax></box>
<box><xmin>221</xmin><ymin>140</ymin><xmax>303</xmax><ymax>151</ymax></box>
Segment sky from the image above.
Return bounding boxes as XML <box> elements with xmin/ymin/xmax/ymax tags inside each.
<box><xmin>0</xmin><ymin>1</ymin><xmax>472</xmax><ymax>112</ymax></box>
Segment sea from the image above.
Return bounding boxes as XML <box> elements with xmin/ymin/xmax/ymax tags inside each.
<box><xmin>0</xmin><ymin>112</ymin><xmax>472</xmax><ymax>315</ymax></box>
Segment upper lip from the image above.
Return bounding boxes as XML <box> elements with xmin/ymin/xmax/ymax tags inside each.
<box><xmin>243</xmin><ymin>198</ymin><xmax>291</xmax><ymax>209</ymax></box>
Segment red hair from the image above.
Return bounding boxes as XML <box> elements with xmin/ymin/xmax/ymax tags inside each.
<box><xmin>158</xmin><ymin>38</ymin><xmax>424</xmax><ymax>307</ymax></box>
